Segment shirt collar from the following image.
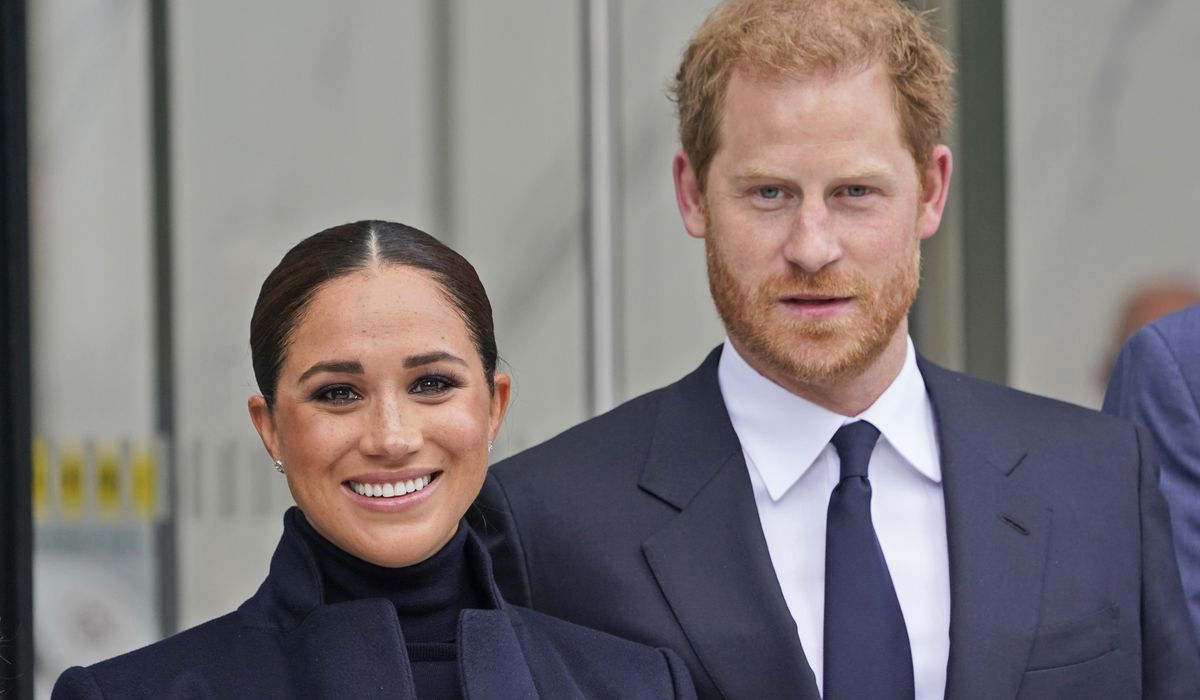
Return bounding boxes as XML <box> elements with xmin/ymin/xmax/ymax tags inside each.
<box><xmin>718</xmin><ymin>337</ymin><xmax>941</xmax><ymax>501</ymax></box>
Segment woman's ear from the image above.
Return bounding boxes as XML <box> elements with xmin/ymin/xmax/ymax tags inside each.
<box><xmin>248</xmin><ymin>395</ymin><xmax>280</xmax><ymax>462</ymax></box>
<box><xmin>488</xmin><ymin>373</ymin><xmax>512</xmax><ymax>442</ymax></box>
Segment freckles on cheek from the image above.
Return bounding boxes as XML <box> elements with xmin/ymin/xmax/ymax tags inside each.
<box><xmin>434</xmin><ymin>411</ymin><xmax>491</xmax><ymax>447</ymax></box>
<box><xmin>297</xmin><ymin>422</ymin><xmax>357</xmax><ymax>456</ymax></box>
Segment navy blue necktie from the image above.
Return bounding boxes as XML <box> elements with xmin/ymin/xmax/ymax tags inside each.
<box><xmin>823</xmin><ymin>421</ymin><xmax>914</xmax><ymax>700</ymax></box>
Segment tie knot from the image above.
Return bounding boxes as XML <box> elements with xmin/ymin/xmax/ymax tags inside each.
<box><xmin>831</xmin><ymin>420</ymin><xmax>880</xmax><ymax>480</ymax></box>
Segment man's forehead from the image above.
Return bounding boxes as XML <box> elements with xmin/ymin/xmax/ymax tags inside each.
<box><xmin>713</xmin><ymin>64</ymin><xmax>909</xmax><ymax>154</ymax></box>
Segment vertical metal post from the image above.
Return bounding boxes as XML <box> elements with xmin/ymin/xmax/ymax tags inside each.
<box><xmin>0</xmin><ymin>0</ymin><xmax>34</xmax><ymax>695</ymax></box>
<box><xmin>958</xmin><ymin>0</ymin><xmax>1008</xmax><ymax>383</ymax></box>
<box><xmin>582</xmin><ymin>0</ymin><xmax>623</xmax><ymax>416</ymax></box>
<box><xmin>908</xmin><ymin>0</ymin><xmax>965</xmax><ymax>371</ymax></box>
<box><xmin>148</xmin><ymin>0</ymin><xmax>178</xmax><ymax>636</ymax></box>
<box><xmin>431</xmin><ymin>0</ymin><xmax>456</xmax><ymax>243</ymax></box>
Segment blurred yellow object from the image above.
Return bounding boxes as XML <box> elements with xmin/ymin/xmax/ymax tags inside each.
<box><xmin>97</xmin><ymin>443</ymin><xmax>123</xmax><ymax>519</ymax></box>
<box><xmin>33</xmin><ymin>436</ymin><xmax>49</xmax><ymax>520</ymax></box>
<box><xmin>59</xmin><ymin>444</ymin><xmax>85</xmax><ymax>519</ymax></box>
<box><xmin>132</xmin><ymin>444</ymin><xmax>157</xmax><ymax>518</ymax></box>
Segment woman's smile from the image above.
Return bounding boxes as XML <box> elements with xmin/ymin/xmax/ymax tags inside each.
<box><xmin>344</xmin><ymin>471</ymin><xmax>440</xmax><ymax>510</ymax></box>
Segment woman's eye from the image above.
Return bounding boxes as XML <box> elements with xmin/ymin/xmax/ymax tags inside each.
<box><xmin>756</xmin><ymin>186</ymin><xmax>783</xmax><ymax>200</ymax></box>
<box><xmin>411</xmin><ymin>375</ymin><xmax>456</xmax><ymax>395</ymax></box>
<box><xmin>316</xmin><ymin>385</ymin><xmax>361</xmax><ymax>404</ymax></box>
<box><xmin>844</xmin><ymin>185</ymin><xmax>870</xmax><ymax>197</ymax></box>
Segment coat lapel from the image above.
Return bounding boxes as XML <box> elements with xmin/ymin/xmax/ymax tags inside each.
<box><xmin>294</xmin><ymin>603</ymin><xmax>547</xmax><ymax>700</ymax></box>
<box><xmin>250</xmin><ymin>511</ymin><xmax>544</xmax><ymax>700</ymax></box>
<box><xmin>640</xmin><ymin>348</ymin><xmax>819</xmax><ymax>699</ymax></box>
<box><xmin>294</xmin><ymin>600</ymin><xmax>419</xmax><ymax>699</ymax></box>
<box><xmin>921</xmin><ymin>360</ymin><xmax>1051</xmax><ymax>699</ymax></box>
<box><xmin>459</xmin><ymin>609</ymin><xmax>543</xmax><ymax>699</ymax></box>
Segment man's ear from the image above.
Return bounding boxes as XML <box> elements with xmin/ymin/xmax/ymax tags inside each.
<box><xmin>673</xmin><ymin>149</ymin><xmax>709</xmax><ymax>239</ymax></box>
<box><xmin>917</xmin><ymin>144</ymin><xmax>953</xmax><ymax>240</ymax></box>
<box><xmin>248</xmin><ymin>395</ymin><xmax>280</xmax><ymax>462</ymax></box>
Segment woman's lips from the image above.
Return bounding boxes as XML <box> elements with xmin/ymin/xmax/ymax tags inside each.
<box><xmin>343</xmin><ymin>471</ymin><xmax>441</xmax><ymax>510</ymax></box>
<box><xmin>349</xmin><ymin>474</ymin><xmax>433</xmax><ymax>498</ymax></box>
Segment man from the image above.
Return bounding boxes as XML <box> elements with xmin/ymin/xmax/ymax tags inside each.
<box><xmin>1098</xmin><ymin>281</ymin><xmax>1200</xmax><ymax>388</ymax></box>
<box><xmin>1105</xmin><ymin>302</ymin><xmax>1200</xmax><ymax>643</ymax></box>
<box><xmin>471</xmin><ymin>1</ymin><xmax>1200</xmax><ymax>697</ymax></box>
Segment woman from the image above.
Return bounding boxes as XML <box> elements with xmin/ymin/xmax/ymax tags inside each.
<box><xmin>53</xmin><ymin>221</ymin><xmax>695</xmax><ymax>699</ymax></box>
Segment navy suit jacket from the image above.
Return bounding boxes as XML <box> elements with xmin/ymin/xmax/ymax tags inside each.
<box><xmin>472</xmin><ymin>347</ymin><xmax>1200</xmax><ymax>699</ymax></box>
<box><xmin>1105</xmin><ymin>303</ymin><xmax>1200</xmax><ymax>641</ymax></box>
<box><xmin>52</xmin><ymin>512</ymin><xmax>695</xmax><ymax>699</ymax></box>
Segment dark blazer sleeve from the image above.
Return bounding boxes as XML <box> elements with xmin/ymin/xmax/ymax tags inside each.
<box><xmin>662</xmin><ymin>647</ymin><xmax>699</xmax><ymax>700</ymax></box>
<box><xmin>1132</xmin><ymin>424</ymin><xmax>1200</xmax><ymax>697</ymax></box>
<box><xmin>469</xmin><ymin>471</ymin><xmax>533</xmax><ymax>606</ymax></box>
<box><xmin>1105</xmin><ymin>318</ymin><xmax>1200</xmax><ymax>642</ymax></box>
<box><xmin>51</xmin><ymin>666</ymin><xmax>104</xmax><ymax>700</ymax></box>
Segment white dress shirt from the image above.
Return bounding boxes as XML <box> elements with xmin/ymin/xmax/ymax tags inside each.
<box><xmin>718</xmin><ymin>337</ymin><xmax>950</xmax><ymax>700</ymax></box>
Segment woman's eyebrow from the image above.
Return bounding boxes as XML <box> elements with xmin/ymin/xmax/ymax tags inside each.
<box><xmin>404</xmin><ymin>351</ymin><xmax>468</xmax><ymax>369</ymax></box>
<box><xmin>298</xmin><ymin>360</ymin><xmax>363</xmax><ymax>383</ymax></box>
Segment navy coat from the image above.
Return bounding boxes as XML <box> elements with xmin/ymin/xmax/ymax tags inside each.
<box><xmin>52</xmin><ymin>514</ymin><xmax>696</xmax><ymax>699</ymax></box>
<box><xmin>1105</xmin><ymin>303</ymin><xmax>1200</xmax><ymax>641</ymax></box>
<box><xmin>473</xmin><ymin>346</ymin><xmax>1200</xmax><ymax>699</ymax></box>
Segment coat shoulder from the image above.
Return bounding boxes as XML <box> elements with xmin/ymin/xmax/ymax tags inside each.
<box><xmin>51</xmin><ymin>612</ymin><xmax>258</xmax><ymax>698</ymax></box>
<box><xmin>508</xmin><ymin>605</ymin><xmax>694</xmax><ymax>698</ymax></box>
<box><xmin>492</xmin><ymin>382</ymin><xmax>670</xmax><ymax>483</ymax></box>
<box><xmin>1149</xmin><ymin>302</ymin><xmax>1200</xmax><ymax>345</ymax></box>
<box><xmin>922</xmin><ymin>361</ymin><xmax>1141</xmax><ymax>452</ymax></box>
<box><xmin>489</xmin><ymin>347</ymin><xmax>726</xmax><ymax>487</ymax></box>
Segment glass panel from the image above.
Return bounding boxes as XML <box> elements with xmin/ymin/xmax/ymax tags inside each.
<box><xmin>28</xmin><ymin>1</ymin><xmax>161</xmax><ymax>694</ymax></box>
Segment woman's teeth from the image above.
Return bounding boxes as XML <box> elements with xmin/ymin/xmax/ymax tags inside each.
<box><xmin>350</xmin><ymin>475</ymin><xmax>433</xmax><ymax>498</ymax></box>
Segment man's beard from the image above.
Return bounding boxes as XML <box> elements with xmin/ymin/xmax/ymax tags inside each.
<box><xmin>705</xmin><ymin>232</ymin><xmax>920</xmax><ymax>388</ymax></box>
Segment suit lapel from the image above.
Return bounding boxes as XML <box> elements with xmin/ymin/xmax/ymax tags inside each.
<box><xmin>640</xmin><ymin>348</ymin><xmax>819</xmax><ymax>699</ymax></box>
<box><xmin>921</xmin><ymin>360</ymin><xmax>1051</xmax><ymax>699</ymax></box>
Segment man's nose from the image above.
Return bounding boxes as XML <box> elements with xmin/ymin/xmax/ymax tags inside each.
<box><xmin>782</xmin><ymin>198</ymin><xmax>842</xmax><ymax>273</ymax></box>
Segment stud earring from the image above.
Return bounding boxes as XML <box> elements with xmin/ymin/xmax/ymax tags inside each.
<box><xmin>273</xmin><ymin>459</ymin><xmax>285</xmax><ymax>474</ymax></box>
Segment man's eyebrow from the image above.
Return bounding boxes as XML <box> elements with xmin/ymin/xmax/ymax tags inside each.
<box><xmin>730</xmin><ymin>165</ymin><xmax>893</xmax><ymax>181</ymax></box>
<box><xmin>839</xmin><ymin>165</ymin><xmax>891</xmax><ymax>180</ymax></box>
<box><xmin>404</xmin><ymin>351</ymin><xmax>469</xmax><ymax>369</ymax></box>
<box><xmin>297</xmin><ymin>360</ymin><xmax>363</xmax><ymax>383</ymax></box>
<box><xmin>732</xmin><ymin>167</ymin><xmax>783</xmax><ymax>181</ymax></box>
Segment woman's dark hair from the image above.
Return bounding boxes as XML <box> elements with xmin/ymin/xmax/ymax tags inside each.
<box><xmin>250</xmin><ymin>220</ymin><xmax>498</xmax><ymax>407</ymax></box>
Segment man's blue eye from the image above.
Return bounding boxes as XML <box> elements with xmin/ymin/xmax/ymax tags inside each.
<box><xmin>757</xmin><ymin>186</ymin><xmax>782</xmax><ymax>199</ymax></box>
<box><xmin>845</xmin><ymin>185</ymin><xmax>870</xmax><ymax>197</ymax></box>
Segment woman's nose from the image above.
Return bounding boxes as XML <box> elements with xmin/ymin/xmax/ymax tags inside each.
<box><xmin>360</xmin><ymin>397</ymin><xmax>423</xmax><ymax>458</ymax></box>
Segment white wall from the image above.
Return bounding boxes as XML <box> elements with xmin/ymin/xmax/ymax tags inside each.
<box><xmin>1007</xmin><ymin>0</ymin><xmax>1200</xmax><ymax>408</ymax></box>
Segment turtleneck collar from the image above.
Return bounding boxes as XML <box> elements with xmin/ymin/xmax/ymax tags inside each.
<box><xmin>290</xmin><ymin>508</ymin><xmax>486</xmax><ymax>644</ymax></box>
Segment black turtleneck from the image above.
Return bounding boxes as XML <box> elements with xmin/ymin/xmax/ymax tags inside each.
<box><xmin>293</xmin><ymin>509</ymin><xmax>484</xmax><ymax>699</ymax></box>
